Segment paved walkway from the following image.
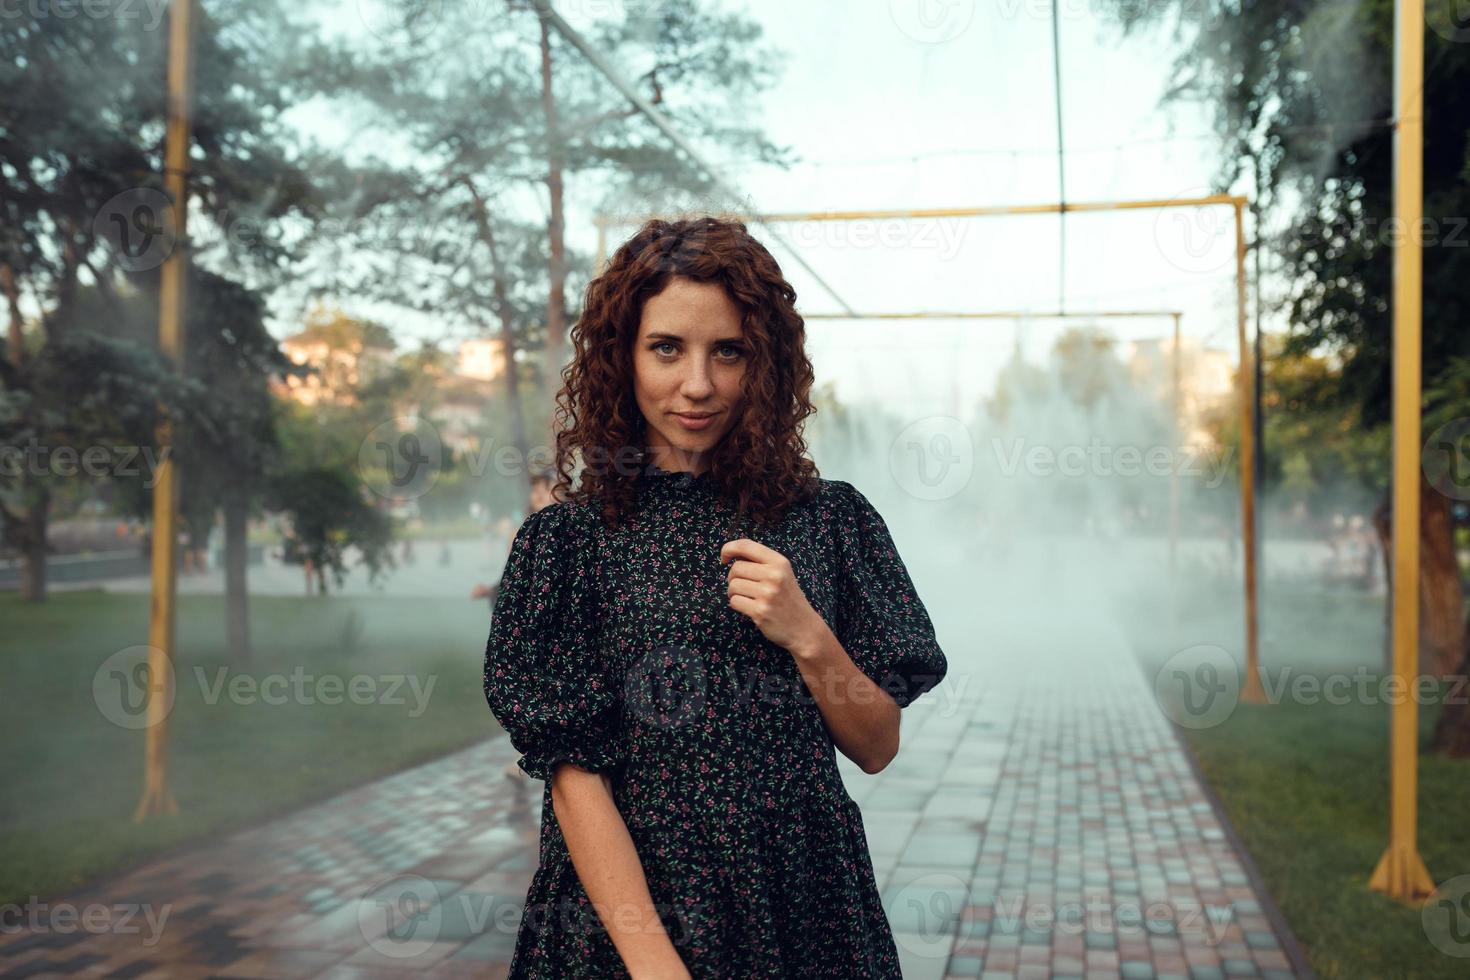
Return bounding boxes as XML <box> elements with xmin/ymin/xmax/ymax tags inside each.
<box><xmin>0</xmin><ymin>525</ymin><xmax>1314</xmax><ymax>979</ymax></box>
<box><xmin>0</xmin><ymin>630</ymin><xmax>1311</xmax><ymax>980</ymax></box>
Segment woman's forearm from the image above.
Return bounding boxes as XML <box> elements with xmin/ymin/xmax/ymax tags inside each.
<box><xmin>549</xmin><ymin>764</ymin><xmax>690</xmax><ymax>979</ymax></box>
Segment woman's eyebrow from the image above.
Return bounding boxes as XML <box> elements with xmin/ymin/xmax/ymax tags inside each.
<box><xmin>645</xmin><ymin>332</ymin><xmax>744</xmax><ymax>344</ymax></box>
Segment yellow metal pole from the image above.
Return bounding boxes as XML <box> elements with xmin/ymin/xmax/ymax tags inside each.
<box><xmin>596</xmin><ymin>195</ymin><xmax>1248</xmax><ymax>229</ymax></box>
<box><xmin>1368</xmin><ymin>0</ymin><xmax>1434</xmax><ymax>904</ymax></box>
<box><xmin>135</xmin><ymin>0</ymin><xmax>194</xmax><ymax>821</ymax></box>
<box><xmin>801</xmin><ymin>310</ymin><xmax>1183</xmax><ymax>321</ymax></box>
<box><xmin>594</xmin><ymin>217</ymin><xmax>608</xmax><ymax>277</ymax></box>
<box><xmin>1236</xmin><ymin>201</ymin><xmax>1266</xmax><ymax>704</ymax></box>
<box><xmin>1170</xmin><ymin>313</ymin><xmax>1181</xmax><ymax>581</ymax></box>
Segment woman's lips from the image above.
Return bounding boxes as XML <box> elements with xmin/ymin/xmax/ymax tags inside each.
<box><xmin>672</xmin><ymin>411</ymin><xmax>718</xmax><ymax>431</ymax></box>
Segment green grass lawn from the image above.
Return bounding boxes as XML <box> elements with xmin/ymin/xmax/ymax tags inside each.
<box><xmin>0</xmin><ymin>589</ymin><xmax>502</xmax><ymax>908</ymax></box>
<box><xmin>1127</xmin><ymin>578</ymin><xmax>1470</xmax><ymax>979</ymax></box>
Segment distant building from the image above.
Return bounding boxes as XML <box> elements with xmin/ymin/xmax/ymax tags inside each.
<box><xmin>1120</xmin><ymin>336</ymin><xmax>1234</xmax><ymax>450</ymax></box>
<box><xmin>275</xmin><ymin>316</ymin><xmax>397</xmax><ymax>406</ymax></box>
<box><xmin>273</xmin><ymin>319</ymin><xmax>509</xmax><ymax>456</ymax></box>
<box><xmin>456</xmin><ymin>337</ymin><xmax>509</xmax><ymax>383</ymax></box>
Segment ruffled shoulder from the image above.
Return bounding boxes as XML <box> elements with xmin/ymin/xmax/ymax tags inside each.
<box><xmin>825</xmin><ymin>479</ymin><xmax>948</xmax><ymax>709</ymax></box>
<box><xmin>482</xmin><ymin>502</ymin><xmax>625</xmax><ymax>780</ymax></box>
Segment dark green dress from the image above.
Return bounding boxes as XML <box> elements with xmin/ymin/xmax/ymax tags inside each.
<box><xmin>483</xmin><ymin>462</ymin><xmax>948</xmax><ymax>978</ymax></box>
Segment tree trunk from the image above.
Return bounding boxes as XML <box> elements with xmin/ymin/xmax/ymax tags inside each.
<box><xmin>1373</xmin><ymin>496</ymin><xmax>1392</xmax><ymax>670</ymax></box>
<box><xmin>538</xmin><ymin>13</ymin><xmax>568</xmax><ymax>401</ymax></box>
<box><xmin>1429</xmin><ymin>617</ymin><xmax>1470</xmax><ymax>757</ymax></box>
<box><xmin>1371</xmin><ymin>473</ymin><xmax>1467</xmax><ymax>678</ymax></box>
<box><xmin>18</xmin><ymin>478</ymin><xmax>50</xmax><ymax>603</ymax></box>
<box><xmin>1419</xmin><ymin>474</ymin><xmax>1464</xmax><ymax>677</ymax></box>
<box><xmin>2</xmin><ymin>260</ymin><xmax>23</xmax><ymax>366</ymax></box>
<box><xmin>463</xmin><ymin>182</ymin><xmax>533</xmax><ymax>498</ymax></box>
<box><xmin>223</xmin><ymin>491</ymin><xmax>250</xmax><ymax>661</ymax></box>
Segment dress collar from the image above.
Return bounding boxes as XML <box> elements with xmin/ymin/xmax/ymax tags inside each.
<box><xmin>640</xmin><ymin>459</ymin><xmax>713</xmax><ymax>487</ymax></box>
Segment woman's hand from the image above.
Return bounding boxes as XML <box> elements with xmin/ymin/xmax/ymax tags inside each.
<box><xmin>720</xmin><ymin>538</ymin><xmax>826</xmax><ymax>656</ymax></box>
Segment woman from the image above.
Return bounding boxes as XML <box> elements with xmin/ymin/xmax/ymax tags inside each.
<box><xmin>483</xmin><ymin>215</ymin><xmax>949</xmax><ymax>978</ymax></box>
<box><xmin>473</xmin><ymin>467</ymin><xmax>558</xmax><ymax>784</ymax></box>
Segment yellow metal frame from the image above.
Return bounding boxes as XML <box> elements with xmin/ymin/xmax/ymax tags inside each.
<box><xmin>137</xmin><ymin>0</ymin><xmax>194</xmax><ymax>821</ymax></box>
<box><xmin>1368</xmin><ymin>0</ymin><xmax>1434</xmax><ymax>904</ymax></box>
<box><xmin>797</xmin><ymin>309</ymin><xmax>1187</xmax><ymax>580</ymax></box>
<box><xmin>595</xmin><ymin>197</ymin><xmax>1264</xmax><ymax>701</ymax></box>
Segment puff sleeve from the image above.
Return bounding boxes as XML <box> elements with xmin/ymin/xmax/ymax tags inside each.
<box><xmin>830</xmin><ymin>480</ymin><xmax>948</xmax><ymax>709</ymax></box>
<box><xmin>482</xmin><ymin>502</ymin><xmax>625</xmax><ymax>781</ymax></box>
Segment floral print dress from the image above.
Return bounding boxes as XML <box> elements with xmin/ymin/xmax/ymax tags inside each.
<box><xmin>482</xmin><ymin>462</ymin><xmax>949</xmax><ymax>978</ymax></box>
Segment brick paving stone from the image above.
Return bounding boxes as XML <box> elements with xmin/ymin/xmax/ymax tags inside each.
<box><xmin>0</xmin><ymin>591</ymin><xmax>1315</xmax><ymax>978</ymax></box>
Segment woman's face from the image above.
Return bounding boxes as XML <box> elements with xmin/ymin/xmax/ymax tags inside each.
<box><xmin>632</xmin><ymin>276</ymin><xmax>747</xmax><ymax>475</ymax></box>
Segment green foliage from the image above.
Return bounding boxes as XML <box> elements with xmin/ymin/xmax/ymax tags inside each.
<box><xmin>1100</xmin><ymin>0</ymin><xmax>1470</xmax><ymax>435</ymax></box>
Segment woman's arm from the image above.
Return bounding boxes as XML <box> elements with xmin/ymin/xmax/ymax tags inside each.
<box><xmin>550</xmin><ymin>764</ymin><xmax>691</xmax><ymax>980</ymax></box>
<box><xmin>787</xmin><ymin>621</ymin><xmax>901</xmax><ymax>774</ymax></box>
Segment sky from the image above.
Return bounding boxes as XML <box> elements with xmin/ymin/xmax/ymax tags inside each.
<box><xmin>298</xmin><ymin>0</ymin><xmax>1248</xmax><ymax>420</ymax></box>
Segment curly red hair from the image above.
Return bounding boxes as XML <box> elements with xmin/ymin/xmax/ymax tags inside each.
<box><xmin>551</xmin><ymin>214</ymin><xmax>821</xmax><ymax>533</ymax></box>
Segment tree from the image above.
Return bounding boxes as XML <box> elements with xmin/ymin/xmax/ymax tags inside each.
<box><xmin>316</xmin><ymin>0</ymin><xmax>791</xmax><ymax>513</ymax></box>
<box><xmin>0</xmin><ymin>2</ymin><xmax>350</xmax><ymax>600</ymax></box>
<box><xmin>1100</xmin><ymin>1</ymin><xmax>1470</xmax><ymax>750</ymax></box>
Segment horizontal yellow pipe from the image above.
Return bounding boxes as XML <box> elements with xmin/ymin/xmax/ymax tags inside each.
<box><xmin>595</xmin><ymin>195</ymin><xmax>1247</xmax><ymax>227</ymax></box>
<box><xmin>802</xmin><ymin>310</ymin><xmax>1183</xmax><ymax>321</ymax></box>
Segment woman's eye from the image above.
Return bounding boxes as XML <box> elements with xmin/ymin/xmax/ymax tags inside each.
<box><xmin>717</xmin><ymin>345</ymin><xmax>744</xmax><ymax>360</ymax></box>
<box><xmin>653</xmin><ymin>342</ymin><xmax>677</xmax><ymax>356</ymax></box>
